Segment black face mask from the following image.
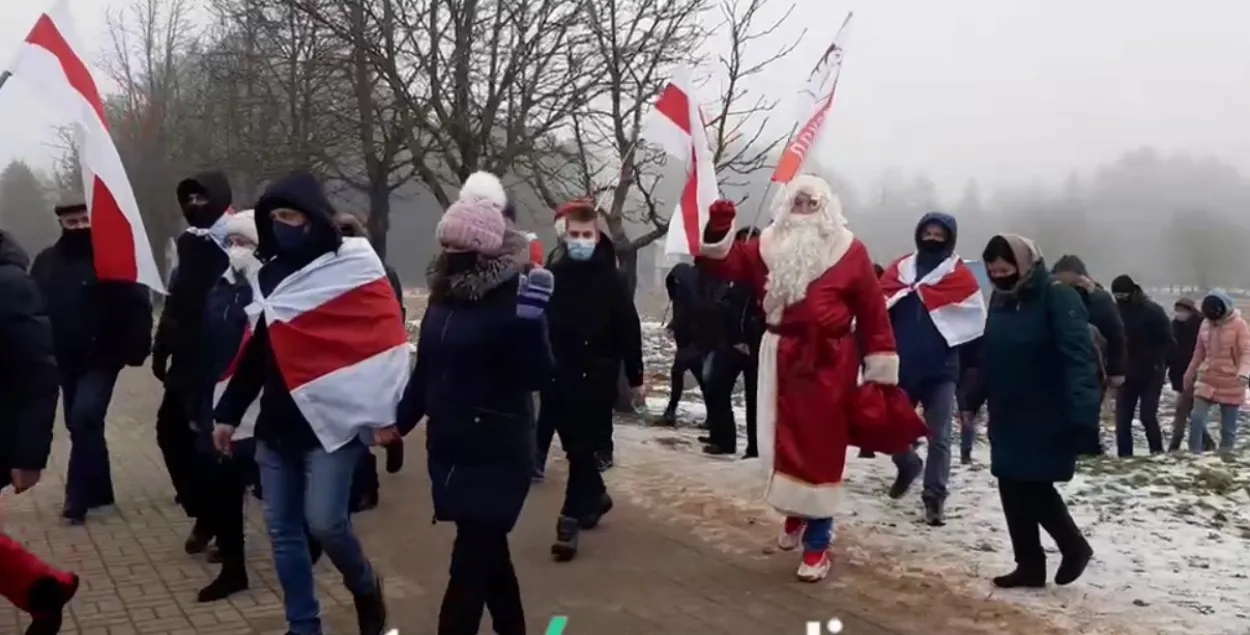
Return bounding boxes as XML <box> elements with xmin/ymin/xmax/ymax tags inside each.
<box><xmin>444</xmin><ymin>251</ymin><xmax>478</xmax><ymax>274</ymax></box>
<box><xmin>917</xmin><ymin>239</ymin><xmax>947</xmax><ymax>255</ymax></box>
<box><xmin>990</xmin><ymin>274</ymin><xmax>1019</xmax><ymax>291</ymax></box>
<box><xmin>182</xmin><ymin>202</ymin><xmax>220</xmax><ymax>229</ymax></box>
<box><xmin>60</xmin><ymin>228</ymin><xmax>92</xmax><ymax>255</ymax></box>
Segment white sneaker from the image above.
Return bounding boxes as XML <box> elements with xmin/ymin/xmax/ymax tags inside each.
<box><xmin>777</xmin><ymin>518</ymin><xmax>804</xmax><ymax>551</ymax></box>
<box><xmin>796</xmin><ymin>550</ymin><xmax>832</xmax><ymax>582</ymax></box>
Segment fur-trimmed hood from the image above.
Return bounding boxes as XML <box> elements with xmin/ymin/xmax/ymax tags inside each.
<box><xmin>426</xmin><ymin>252</ymin><xmax>521</xmax><ymax>302</ymax></box>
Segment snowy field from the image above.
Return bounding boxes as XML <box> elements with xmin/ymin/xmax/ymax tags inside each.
<box><xmin>623</xmin><ymin>320</ymin><xmax>1250</xmax><ymax>635</ymax></box>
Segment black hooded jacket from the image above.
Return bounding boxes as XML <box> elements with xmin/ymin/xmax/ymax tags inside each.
<box><xmin>30</xmin><ymin>232</ymin><xmax>152</xmax><ymax>371</ymax></box>
<box><xmin>153</xmin><ymin>170</ymin><xmax>233</xmax><ymax>391</ymax></box>
<box><xmin>1051</xmin><ymin>255</ymin><xmax>1128</xmax><ymax>378</ymax></box>
<box><xmin>214</xmin><ymin>172</ymin><xmax>343</xmax><ymax>451</ymax></box>
<box><xmin>1169</xmin><ymin>308</ymin><xmax>1202</xmax><ymax>392</ymax></box>
<box><xmin>1112</xmin><ymin>279</ymin><xmax>1173</xmax><ymax>383</ymax></box>
<box><xmin>0</xmin><ymin>231</ymin><xmax>58</xmax><ymax>483</ymax></box>
<box><xmin>545</xmin><ymin>235</ymin><xmax>644</xmax><ymax>394</ymax></box>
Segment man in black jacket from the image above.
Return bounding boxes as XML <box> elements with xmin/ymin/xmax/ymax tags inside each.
<box><xmin>661</xmin><ymin>262</ymin><xmax>712</xmax><ymax>426</ymax></box>
<box><xmin>1167</xmin><ymin>297</ymin><xmax>1213</xmax><ymax>451</ymax></box>
<box><xmin>30</xmin><ymin>203</ymin><xmax>152</xmax><ymax>524</ymax></box>
<box><xmin>543</xmin><ymin>201</ymin><xmax>644</xmax><ymax>562</ymax></box>
<box><xmin>1052</xmin><ymin>256</ymin><xmax>1128</xmax><ymax>384</ymax></box>
<box><xmin>0</xmin><ymin>229</ymin><xmax>80</xmax><ymax>634</ymax></box>
<box><xmin>152</xmin><ymin>171</ymin><xmax>232</xmax><ymax>548</ymax></box>
<box><xmin>1110</xmin><ymin>274</ymin><xmax>1174</xmax><ymax>456</ymax></box>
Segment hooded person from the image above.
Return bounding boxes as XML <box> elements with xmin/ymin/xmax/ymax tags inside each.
<box><xmin>0</xmin><ymin>229</ymin><xmax>81</xmax><ymax>635</ymax></box>
<box><xmin>1108</xmin><ymin>274</ymin><xmax>1173</xmax><ymax>456</ymax></box>
<box><xmin>1167</xmin><ymin>297</ymin><xmax>1213</xmax><ymax>451</ymax></box>
<box><xmin>696</xmin><ymin>175</ymin><xmax>908</xmax><ymax>583</ymax></box>
<box><xmin>879</xmin><ymin>212</ymin><xmax>987</xmax><ymax>526</ymax></box>
<box><xmin>394</xmin><ymin>176</ymin><xmax>554</xmax><ymax>635</ymax></box>
<box><xmin>1182</xmin><ymin>289</ymin><xmax>1250</xmax><ymax>453</ymax></box>
<box><xmin>152</xmin><ymin>170</ymin><xmax>233</xmax><ymax>544</ymax></box>
<box><xmin>1051</xmin><ymin>255</ymin><xmax>1128</xmax><ymax>385</ymax></box>
<box><xmin>660</xmin><ymin>261</ymin><xmax>713</xmax><ymax>427</ymax></box>
<box><xmin>29</xmin><ymin>202</ymin><xmax>153</xmax><ymax>524</ymax></box>
<box><xmin>972</xmin><ymin>234</ymin><xmax>1099</xmax><ymax>590</ymax></box>
<box><xmin>212</xmin><ymin>171</ymin><xmax>394</xmax><ymax>635</ymax></box>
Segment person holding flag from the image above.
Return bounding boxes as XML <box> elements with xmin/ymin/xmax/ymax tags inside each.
<box><xmin>879</xmin><ymin>213</ymin><xmax>987</xmax><ymax>527</ymax></box>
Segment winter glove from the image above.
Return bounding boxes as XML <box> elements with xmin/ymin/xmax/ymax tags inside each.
<box><xmin>518</xmin><ymin>267</ymin><xmax>554</xmax><ymax>319</ymax></box>
<box><xmin>705</xmin><ymin>199</ymin><xmax>736</xmax><ymax>240</ymax></box>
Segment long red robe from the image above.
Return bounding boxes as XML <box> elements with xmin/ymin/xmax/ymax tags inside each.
<box><xmin>698</xmin><ymin>227</ymin><xmax>897</xmax><ymax>518</ymax></box>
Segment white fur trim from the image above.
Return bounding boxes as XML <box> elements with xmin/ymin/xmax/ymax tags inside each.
<box><xmin>459</xmin><ymin>171</ymin><xmax>507</xmax><ymax>207</ymax></box>
<box><xmin>700</xmin><ymin>220</ymin><xmax>736</xmax><ymax>259</ymax></box>
<box><xmin>223</xmin><ymin>209</ymin><xmax>258</xmax><ymax>244</ymax></box>
<box><xmin>862</xmin><ymin>353</ymin><xmax>899</xmax><ymax>386</ymax></box>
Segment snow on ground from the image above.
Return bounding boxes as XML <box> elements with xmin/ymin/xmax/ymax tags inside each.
<box><xmin>617</xmin><ymin>321</ymin><xmax>1250</xmax><ymax>635</ymax></box>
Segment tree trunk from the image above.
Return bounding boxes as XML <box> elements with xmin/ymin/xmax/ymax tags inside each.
<box><xmin>366</xmin><ymin>180</ymin><xmax>390</xmax><ymax>261</ymax></box>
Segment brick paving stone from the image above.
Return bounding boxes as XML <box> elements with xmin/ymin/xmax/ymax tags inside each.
<box><xmin>1</xmin><ymin>368</ymin><xmax>906</xmax><ymax>635</ymax></box>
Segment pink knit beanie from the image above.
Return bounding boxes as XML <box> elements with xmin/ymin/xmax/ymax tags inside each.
<box><xmin>436</xmin><ymin>172</ymin><xmax>507</xmax><ymax>254</ymax></box>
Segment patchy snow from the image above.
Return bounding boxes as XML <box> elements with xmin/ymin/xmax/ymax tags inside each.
<box><xmin>612</xmin><ymin>322</ymin><xmax>1250</xmax><ymax>635</ymax></box>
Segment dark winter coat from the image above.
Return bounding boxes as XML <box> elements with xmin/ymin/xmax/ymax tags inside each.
<box><xmin>396</xmin><ymin>254</ymin><xmax>553</xmax><ymax>531</ymax></box>
<box><xmin>153</xmin><ymin>171</ymin><xmax>233</xmax><ymax>393</ymax></box>
<box><xmin>214</xmin><ymin>172</ymin><xmax>344</xmax><ymax>452</ymax></box>
<box><xmin>1081</xmin><ymin>285</ymin><xmax>1126</xmax><ymax>378</ymax></box>
<box><xmin>1116</xmin><ymin>290</ymin><xmax>1174</xmax><ymax>385</ymax></box>
<box><xmin>1169</xmin><ymin>313</ymin><xmax>1202</xmax><ymax>392</ymax></box>
<box><xmin>979</xmin><ymin>265</ymin><xmax>1102</xmax><ymax>483</ymax></box>
<box><xmin>0</xmin><ymin>231</ymin><xmax>58</xmax><ymax>485</ymax></box>
<box><xmin>891</xmin><ymin>211</ymin><xmax>963</xmax><ymax>395</ymax></box>
<box><xmin>720</xmin><ymin>278</ymin><xmax>764</xmax><ymax>351</ymax></box>
<box><xmin>193</xmin><ymin>273</ymin><xmax>254</xmax><ymax>453</ymax></box>
<box><xmin>29</xmin><ymin>234</ymin><xmax>152</xmax><ymax>372</ymax></box>
<box><xmin>546</xmin><ymin>236</ymin><xmax>644</xmax><ymax>394</ymax></box>
<box><xmin>666</xmin><ymin>262</ymin><xmax>727</xmax><ymax>352</ymax></box>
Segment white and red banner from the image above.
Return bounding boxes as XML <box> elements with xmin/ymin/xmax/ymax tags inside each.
<box><xmin>242</xmin><ymin>237</ymin><xmax>411</xmax><ymax>451</ymax></box>
<box><xmin>771</xmin><ymin>13</ymin><xmax>853</xmax><ymax>185</ymax></box>
<box><xmin>881</xmin><ymin>254</ymin><xmax>988</xmax><ymax>347</ymax></box>
<box><xmin>641</xmin><ymin>65</ymin><xmax>721</xmax><ymax>258</ymax></box>
<box><xmin>214</xmin><ymin>322</ymin><xmax>260</xmax><ymax>441</ymax></box>
<box><xmin>8</xmin><ymin>0</ymin><xmax>164</xmax><ymax>292</ymax></box>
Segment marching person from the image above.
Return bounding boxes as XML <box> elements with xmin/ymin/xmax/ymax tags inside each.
<box><xmin>29</xmin><ymin>202</ymin><xmax>152</xmax><ymax>524</ymax></box>
<box><xmin>879</xmin><ymin>212</ymin><xmax>987</xmax><ymax>526</ymax></box>
<box><xmin>974</xmin><ymin>234</ymin><xmax>1098</xmax><ymax>589</ymax></box>
<box><xmin>661</xmin><ymin>261</ymin><xmax>713</xmax><ymax>426</ymax></box>
<box><xmin>542</xmin><ymin>200</ymin><xmax>644</xmax><ymax>561</ymax></box>
<box><xmin>1183</xmin><ymin>289</ymin><xmax>1250</xmax><ymax>453</ymax></box>
<box><xmin>396</xmin><ymin>175</ymin><xmax>554</xmax><ymax>634</ymax></box>
<box><xmin>0</xmin><ymin>228</ymin><xmax>80</xmax><ymax>634</ymax></box>
<box><xmin>697</xmin><ymin>181</ymin><xmax>913</xmax><ymax>582</ymax></box>
<box><xmin>1110</xmin><ymin>274</ymin><xmax>1173</xmax><ymax>456</ymax></box>
<box><xmin>153</xmin><ymin>170</ymin><xmax>233</xmax><ymax>548</ymax></box>
<box><xmin>1167</xmin><ymin>298</ymin><xmax>1212</xmax><ymax>451</ymax></box>
<box><xmin>213</xmin><ymin>171</ymin><xmax>403</xmax><ymax>635</ymax></box>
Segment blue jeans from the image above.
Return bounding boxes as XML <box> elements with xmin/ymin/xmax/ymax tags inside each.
<box><xmin>61</xmin><ymin>367</ymin><xmax>121</xmax><ymax>512</ymax></box>
<box><xmin>1189</xmin><ymin>397</ymin><xmax>1240</xmax><ymax>453</ymax></box>
<box><xmin>892</xmin><ymin>381</ymin><xmax>956</xmax><ymax>503</ymax></box>
<box><xmin>788</xmin><ymin>516</ymin><xmax>836</xmax><ymax>551</ymax></box>
<box><xmin>256</xmin><ymin>441</ymin><xmax>377</xmax><ymax>635</ymax></box>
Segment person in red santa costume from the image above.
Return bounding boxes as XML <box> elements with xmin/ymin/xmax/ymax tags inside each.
<box><xmin>697</xmin><ymin>174</ymin><xmax>901</xmax><ymax>582</ymax></box>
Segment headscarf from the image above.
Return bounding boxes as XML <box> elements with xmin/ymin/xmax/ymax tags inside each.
<box><xmin>984</xmin><ymin>233</ymin><xmax>1043</xmax><ymax>294</ymax></box>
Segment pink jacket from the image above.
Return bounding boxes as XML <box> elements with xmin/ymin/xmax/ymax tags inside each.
<box><xmin>1185</xmin><ymin>310</ymin><xmax>1250</xmax><ymax>405</ymax></box>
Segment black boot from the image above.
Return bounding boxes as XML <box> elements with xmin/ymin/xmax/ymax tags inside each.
<box><xmin>702</xmin><ymin>443</ymin><xmax>735</xmax><ymax>456</ymax></box>
<box><xmin>742</xmin><ymin>448</ymin><xmax>758</xmax><ymax>459</ymax></box>
<box><xmin>888</xmin><ymin>454</ymin><xmax>922</xmax><ymax>499</ymax></box>
<box><xmin>579</xmin><ymin>493</ymin><xmax>614</xmax><ymax>529</ymax></box>
<box><xmin>923</xmin><ymin>499</ymin><xmax>946</xmax><ymax>527</ymax></box>
<box><xmin>660</xmin><ymin>408</ymin><xmax>678</xmax><ymax>426</ymax></box>
<box><xmin>353</xmin><ymin>575</ymin><xmax>388</xmax><ymax>635</ymax></box>
<box><xmin>960</xmin><ymin>449</ymin><xmax>972</xmax><ymax>465</ymax></box>
<box><xmin>25</xmin><ymin>574</ymin><xmax>79</xmax><ymax>635</ymax></box>
<box><xmin>551</xmin><ymin>516</ymin><xmax>580</xmax><ymax>562</ymax></box>
<box><xmin>992</xmin><ymin>563</ymin><xmax>1047</xmax><ymax>589</ymax></box>
<box><xmin>1055</xmin><ymin>541</ymin><xmax>1093</xmax><ymax>585</ymax></box>
<box><xmin>184</xmin><ymin>520</ymin><xmax>213</xmax><ymax>555</ymax></box>
<box><xmin>196</xmin><ymin>561</ymin><xmax>248</xmax><ymax>603</ymax></box>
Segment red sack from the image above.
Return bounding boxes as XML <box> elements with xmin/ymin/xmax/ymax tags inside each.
<box><xmin>848</xmin><ymin>382</ymin><xmax>928</xmax><ymax>454</ymax></box>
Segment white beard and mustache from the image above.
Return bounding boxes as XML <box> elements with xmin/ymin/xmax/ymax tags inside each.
<box><xmin>762</xmin><ymin>212</ymin><xmax>846</xmax><ymax>313</ymax></box>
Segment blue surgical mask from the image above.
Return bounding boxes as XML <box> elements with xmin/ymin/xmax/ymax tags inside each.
<box><xmin>272</xmin><ymin>221</ymin><xmax>308</xmax><ymax>252</ymax></box>
<box><xmin>566</xmin><ymin>238</ymin><xmax>596</xmax><ymax>261</ymax></box>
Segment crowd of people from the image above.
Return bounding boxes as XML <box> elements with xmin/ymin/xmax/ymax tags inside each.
<box><xmin>0</xmin><ymin>168</ymin><xmax>1247</xmax><ymax>634</ymax></box>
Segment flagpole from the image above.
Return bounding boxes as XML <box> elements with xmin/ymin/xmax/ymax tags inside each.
<box><xmin>0</xmin><ymin>71</ymin><xmax>12</xmax><ymax>93</ymax></box>
<box><xmin>746</xmin><ymin>122</ymin><xmax>801</xmax><ymax>229</ymax></box>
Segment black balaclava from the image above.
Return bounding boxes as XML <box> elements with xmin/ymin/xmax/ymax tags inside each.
<box><xmin>1110</xmin><ymin>275</ymin><xmax>1138</xmax><ymax>304</ymax></box>
<box><xmin>53</xmin><ymin>203</ymin><xmax>92</xmax><ymax>257</ymax></box>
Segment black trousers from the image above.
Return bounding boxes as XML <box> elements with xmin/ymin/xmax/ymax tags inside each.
<box><xmin>155</xmin><ymin>386</ymin><xmax>209</xmax><ymax>521</ymax></box>
<box><xmin>540</xmin><ymin>387</ymin><xmax>610</xmax><ymax>519</ymax></box>
<box><xmin>1114</xmin><ymin>373</ymin><xmax>1165</xmax><ymax>456</ymax></box>
<box><xmin>666</xmin><ymin>347</ymin><xmax>706</xmax><ymax>413</ymax></box>
<box><xmin>703</xmin><ymin>347</ymin><xmax>758</xmax><ymax>452</ymax></box>
<box><xmin>203</xmin><ymin>456</ymin><xmax>249</xmax><ymax>563</ymax></box>
<box><xmin>997</xmin><ymin>478</ymin><xmax>1087</xmax><ymax>569</ymax></box>
<box><xmin>438</xmin><ymin>521</ymin><xmax>525</xmax><ymax>635</ymax></box>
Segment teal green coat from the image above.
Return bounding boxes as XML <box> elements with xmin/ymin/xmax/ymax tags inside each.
<box><xmin>982</xmin><ymin>266</ymin><xmax>1102</xmax><ymax>483</ymax></box>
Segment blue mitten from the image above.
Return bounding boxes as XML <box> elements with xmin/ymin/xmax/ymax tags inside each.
<box><xmin>518</xmin><ymin>267</ymin><xmax>554</xmax><ymax>319</ymax></box>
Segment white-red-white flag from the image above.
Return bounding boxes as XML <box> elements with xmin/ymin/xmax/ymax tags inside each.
<box><xmin>772</xmin><ymin>13</ymin><xmax>853</xmax><ymax>185</ymax></box>
<box><xmin>238</xmin><ymin>237</ymin><xmax>410</xmax><ymax>452</ymax></box>
<box><xmin>8</xmin><ymin>0</ymin><xmax>164</xmax><ymax>292</ymax></box>
<box><xmin>214</xmin><ymin>319</ymin><xmax>260</xmax><ymax>441</ymax></box>
<box><xmin>640</xmin><ymin>66</ymin><xmax>721</xmax><ymax>257</ymax></box>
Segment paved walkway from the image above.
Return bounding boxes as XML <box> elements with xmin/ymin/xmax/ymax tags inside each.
<box><xmin>3</xmin><ymin>369</ymin><xmax>903</xmax><ymax>635</ymax></box>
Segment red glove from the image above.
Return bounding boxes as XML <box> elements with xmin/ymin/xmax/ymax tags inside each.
<box><xmin>706</xmin><ymin>199</ymin><xmax>736</xmax><ymax>236</ymax></box>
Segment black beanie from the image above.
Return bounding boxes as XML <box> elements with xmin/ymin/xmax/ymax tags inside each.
<box><xmin>1110</xmin><ymin>275</ymin><xmax>1137</xmax><ymax>295</ymax></box>
<box><xmin>54</xmin><ymin>203</ymin><xmax>87</xmax><ymax>217</ymax></box>
<box><xmin>1052</xmin><ymin>255</ymin><xmax>1088</xmax><ymax>277</ymax></box>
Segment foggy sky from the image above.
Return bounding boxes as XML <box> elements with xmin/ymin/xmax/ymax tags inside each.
<box><xmin>0</xmin><ymin>0</ymin><xmax>1246</xmax><ymax>201</ymax></box>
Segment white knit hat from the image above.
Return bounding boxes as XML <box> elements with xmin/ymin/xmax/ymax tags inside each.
<box><xmin>223</xmin><ymin>209</ymin><xmax>259</xmax><ymax>244</ymax></box>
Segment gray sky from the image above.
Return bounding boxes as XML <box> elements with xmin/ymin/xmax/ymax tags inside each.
<box><xmin>0</xmin><ymin>0</ymin><xmax>1246</xmax><ymax>201</ymax></box>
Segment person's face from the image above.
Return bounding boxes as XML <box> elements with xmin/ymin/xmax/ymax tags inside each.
<box><xmin>1113</xmin><ymin>291</ymin><xmax>1131</xmax><ymax>303</ymax></box>
<box><xmin>184</xmin><ymin>191</ymin><xmax>209</xmax><ymax>208</ymax></box>
<box><xmin>564</xmin><ymin>218</ymin><xmax>598</xmax><ymax>242</ymax></box>
<box><xmin>1175</xmin><ymin>308</ymin><xmax>1193</xmax><ymax>321</ymax></box>
<box><xmin>58</xmin><ymin>211</ymin><xmax>90</xmax><ymax>230</ymax></box>
<box><xmin>919</xmin><ymin>223</ymin><xmax>948</xmax><ymax>243</ymax></box>
<box><xmin>271</xmin><ymin>208</ymin><xmax>308</xmax><ymax>227</ymax></box>
<box><xmin>986</xmin><ymin>259</ymin><xmax>1018</xmax><ymax>278</ymax></box>
<box><xmin>791</xmin><ymin>192</ymin><xmax>821</xmax><ymax>216</ymax></box>
<box><xmin>1053</xmin><ymin>270</ymin><xmax>1081</xmax><ymax>286</ymax></box>
<box><xmin>225</xmin><ymin>235</ymin><xmax>256</xmax><ymax>250</ymax></box>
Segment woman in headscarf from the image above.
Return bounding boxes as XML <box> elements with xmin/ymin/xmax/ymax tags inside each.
<box><xmin>973</xmin><ymin>234</ymin><xmax>1100</xmax><ymax>589</ymax></box>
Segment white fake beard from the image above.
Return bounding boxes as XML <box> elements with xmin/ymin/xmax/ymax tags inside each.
<box><xmin>764</xmin><ymin>213</ymin><xmax>839</xmax><ymax>308</ymax></box>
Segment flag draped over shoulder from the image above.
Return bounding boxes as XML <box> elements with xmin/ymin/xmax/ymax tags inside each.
<box><xmin>244</xmin><ymin>238</ymin><xmax>411</xmax><ymax>452</ymax></box>
<box><xmin>881</xmin><ymin>254</ymin><xmax>987</xmax><ymax>347</ymax></box>
<box><xmin>8</xmin><ymin>0</ymin><xmax>164</xmax><ymax>292</ymax></box>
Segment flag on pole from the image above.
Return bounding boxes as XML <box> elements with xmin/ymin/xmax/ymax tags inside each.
<box><xmin>640</xmin><ymin>66</ymin><xmax>721</xmax><ymax>257</ymax></box>
<box><xmin>772</xmin><ymin>13</ymin><xmax>854</xmax><ymax>185</ymax></box>
<box><xmin>237</xmin><ymin>237</ymin><xmax>410</xmax><ymax>452</ymax></box>
<box><xmin>8</xmin><ymin>0</ymin><xmax>164</xmax><ymax>292</ymax></box>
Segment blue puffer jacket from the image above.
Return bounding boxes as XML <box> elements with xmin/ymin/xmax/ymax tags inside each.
<box><xmin>397</xmin><ymin>254</ymin><xmax>553</xmax><ymax>531</ymax></box>
<box><xmin>194</xmin><ymin>273</ymin><xmax>255</xmax><ymax>456</ymax></box>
